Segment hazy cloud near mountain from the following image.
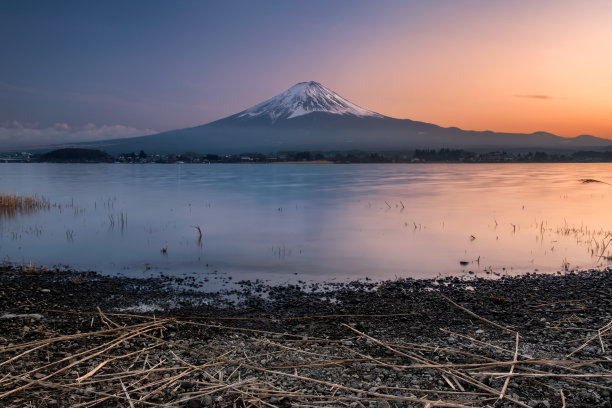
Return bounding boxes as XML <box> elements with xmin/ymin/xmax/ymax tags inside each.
<box><xmin>514</xmin><ymin>94</ymin><xmax>553</xmax><ymax>100</ymax></box>
<box><xmin>0</xmin><ymin>121</ymin><xmax>156</xmax><ymax>149</ymax></box>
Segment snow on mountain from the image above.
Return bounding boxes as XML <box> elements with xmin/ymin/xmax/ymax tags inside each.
<box><xmin>236</xmin><ymin>81</ymin><xmax>384</xmax><ymax>122</ymax></box>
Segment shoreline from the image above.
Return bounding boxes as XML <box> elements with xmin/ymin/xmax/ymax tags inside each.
<box><xmin>1</xmin><ymin>264</ymin><xmax>611</xmax><ymax>406</ymax></box>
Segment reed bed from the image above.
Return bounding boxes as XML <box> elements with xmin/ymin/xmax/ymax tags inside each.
<box><xmin>0</xmin><ymin>193</ymin><xmax>50</xmax><ymax>218</ymax></box>
<box><xmin>1</xmin><ymin>298</ymin><xmax>610</xmax><ymax>407</ymax></box>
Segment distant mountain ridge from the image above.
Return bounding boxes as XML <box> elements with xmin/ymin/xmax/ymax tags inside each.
<box><xmin>76</xmin><ymin>81</ymin><xmax>611</xmax><ymax>154</ymax></box>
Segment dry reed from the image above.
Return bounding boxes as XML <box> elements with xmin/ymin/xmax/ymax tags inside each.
<box><xmin>1</xmin><ymin>295</ymin><xmax>610</xmax><ymax>407</ymax></box>
<box><xmin>0</xmin><ymin>193</ymin><xmax>50</xmax><ymax>218</ymax></box>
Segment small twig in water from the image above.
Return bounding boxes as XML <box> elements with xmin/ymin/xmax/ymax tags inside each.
<box><xmin>193</xmin><ymin>225</ymin><xmax>203</xmax><ymax>246</ymax></box>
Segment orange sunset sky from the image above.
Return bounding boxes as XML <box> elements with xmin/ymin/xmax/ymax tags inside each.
<box><xmin>316</xmin><ymin>2</ymin><xmax>612</xmax><ymax>139</ymax></box>
<box><xmin>1</xmin><ymin>0</ymin><xmax>611</xmax><ymax>145</ymax></box>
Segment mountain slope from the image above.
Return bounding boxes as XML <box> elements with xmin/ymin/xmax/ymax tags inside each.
<box><xmin>79</xmin><ymin>81</ymin><xmax>611</xmax><ymax>154</ymax></box>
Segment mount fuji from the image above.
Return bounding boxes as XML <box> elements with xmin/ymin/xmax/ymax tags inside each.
<box><xmin>83</xmin><ymin>81</ymin><xmax>610</xmax><ymax>154</ymax></box>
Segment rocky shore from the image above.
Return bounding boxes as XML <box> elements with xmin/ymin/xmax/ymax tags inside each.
<box><xmin>1</xmin><ymin>264</ymin><xmax>611</xmax><ymax>407</ymax></box>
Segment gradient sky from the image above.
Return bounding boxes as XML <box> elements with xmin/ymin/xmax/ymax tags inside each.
<box><xmin>1</xmin><ymin>0</ymin><xmax>611</xmax><ymax>147</ymax></box>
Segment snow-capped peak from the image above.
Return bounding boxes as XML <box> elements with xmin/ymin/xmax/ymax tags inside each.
<box><xmin>236</xmin><ymin>81</ymin><xmax>384</xmax><ymax>122</ymax></box>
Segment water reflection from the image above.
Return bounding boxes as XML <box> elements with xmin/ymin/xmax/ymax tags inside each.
<box><xmin>0</xmin><ymin>163</ymin><xmax>611</xmax><ymax>285</ymax></box>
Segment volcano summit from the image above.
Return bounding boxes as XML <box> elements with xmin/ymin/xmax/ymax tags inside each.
<box><xmin>234</xmin><ymin>81</ymin><xmax>383</xmax><ymax>122</ymax></box>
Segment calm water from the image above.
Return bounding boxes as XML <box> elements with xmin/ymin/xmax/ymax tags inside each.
<box><xmin>1</xmin><ymin>163</ymin><xmax>612</xmax><ymax>287</ymax></box>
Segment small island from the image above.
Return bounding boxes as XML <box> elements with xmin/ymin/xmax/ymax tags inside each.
<box><xmin>40</xmin><ymin>148</ymin><xmax>114</xmax><ymax>163</ymax></box>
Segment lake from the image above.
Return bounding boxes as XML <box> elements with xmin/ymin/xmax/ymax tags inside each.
<box><xmin>1</xmin><ymin>163</ymin><xmax>611</xmax><ymax>287</ymax></box>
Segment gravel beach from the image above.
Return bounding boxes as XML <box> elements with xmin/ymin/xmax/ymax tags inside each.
<box><xmin>1</xmin><ymin>264</ymin><xmax>611</xmax><ymax>407</ymax></box>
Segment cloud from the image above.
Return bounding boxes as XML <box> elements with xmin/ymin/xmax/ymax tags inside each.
<box><xmin>0</xmin><ymin>121</ymin><xmax>156</xmax><ymax>150</ymax></box>
<box><xmin>514</xmin><ymin>94</ymin><xmax>553</xmax><ymax>100</ymax></box>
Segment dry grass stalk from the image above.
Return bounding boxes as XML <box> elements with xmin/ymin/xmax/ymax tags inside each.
<box><xmin>560</xmin><ymin>388</ymin><xmax>566</xmax><ymax>407</ymax></box>
<box><xmin>439</xmin><ymin>293</ymin><xmax>515</xmax><ymax>334</ymax></box>
<box><xmin>241</xmin><ymin>363</ymin><xmax>475</xmax><ymax>407</ymax></box>
<box><xmin>120</xmin><ymin>379</ymin><xmax>136</xmax><ymax>408</ymax></box>
<box><xmin>342</xmin><ymin>323</ymin><xmax>531</xmax><ymax>408</ymax></box>
<box><xmin>497</xmin><ymin>332</ymin><xmax>519</xmax><ymax>402</ymax></box>
<box><xmin>568</xmin><ymin>318</ymin><xmax>612</xmax><ymax>357</ymax></box>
